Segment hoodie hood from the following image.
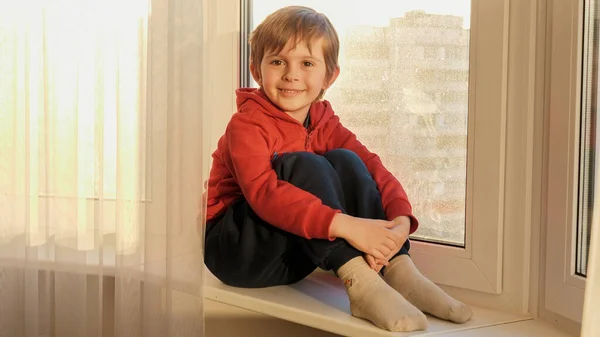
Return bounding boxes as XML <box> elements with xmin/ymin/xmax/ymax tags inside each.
<box><xmin>235</xmin><ymin>88</ymin><xmax>334</xmax><ymax>130</ymax></box>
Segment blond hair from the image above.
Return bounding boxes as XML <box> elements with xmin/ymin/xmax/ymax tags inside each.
<box><xmin>249</xmin><ymin>6</ymin><xmax>340</xmax><ymax>100</ymax></box>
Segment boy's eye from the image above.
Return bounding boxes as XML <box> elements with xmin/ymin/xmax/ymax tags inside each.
<box><xmin>303</xmin><ymin>61</ymin><xmax>314</xmax><ymax>67</ymax></box>
<box><xmin>271</xmin><ymin>60</ymin><xmax>284</xmax><ymax>65</ymax></box>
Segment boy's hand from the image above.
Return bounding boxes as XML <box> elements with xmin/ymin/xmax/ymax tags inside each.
<box><xmin>364</xmin><ymin>216</ymin><xmax>412</xmax><ymax>271</ymax></box>
<box><xmin>330</xmin><ymin>214</ymin><xmax>403</xmax><ymax>260</ymax></box>
<box><xmin>390</xmin><ymin>215</ymin><xmax>411</xmax><ymax>244</ymax></box>
<box><xmin>364</xmin><ymin>254</ymin><xmax>389</xmax><ymax>272</ymax></box>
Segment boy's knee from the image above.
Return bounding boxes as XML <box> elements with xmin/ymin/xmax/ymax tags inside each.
<box><xmin>324</xmin><ymin>149</ymin><xmax>362</xmax><ymax>166</ymax></box>
<box><xmin>272</xmin><ymin>151</ymin><xmax>329</xmax><ymax>170</ymax></box>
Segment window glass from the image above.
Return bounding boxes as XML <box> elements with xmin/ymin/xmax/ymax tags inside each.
<box><xmin>576</xmin><ymin>0</ymin><xmax>599</xmax><ymax>277</ymax></box>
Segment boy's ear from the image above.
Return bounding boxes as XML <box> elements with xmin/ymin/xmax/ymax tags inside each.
<box><xmin>250</xmin><ymin>62</ymin><xmax>262</xmax><ymax>86</ymax></box>
<box><xmin>323</xmin><ymin>66</ymin><xmax>340</xmax><ymax>89</ymax></box>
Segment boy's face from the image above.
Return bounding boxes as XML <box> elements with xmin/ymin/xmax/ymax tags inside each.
<box><xmin>251</xmin><ymin>37</ymin><xmax>339</xmax><ymax>119</ymax></box>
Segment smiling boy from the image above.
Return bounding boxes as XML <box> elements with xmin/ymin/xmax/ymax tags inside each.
<box><xmin>203</xmin><ymin>6</ymin><xmax>472</xmax><ymax>332</ymax></box>
<box><xmin>254</xmin><ymin>37</ymin><xmax>333</xmax><ymax>121</ymax></box>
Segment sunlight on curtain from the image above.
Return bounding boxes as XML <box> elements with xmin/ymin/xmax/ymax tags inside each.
<box><xmin>0</xmin><ymin>0</ymin><xmax>206</xmax><ymax>335</ymax></box>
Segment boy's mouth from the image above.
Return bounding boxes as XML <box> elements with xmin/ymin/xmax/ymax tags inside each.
<box><xmin>278</xmin><ymin>88</ymin><xmax>303</xmax><ymax>94</ymax></box>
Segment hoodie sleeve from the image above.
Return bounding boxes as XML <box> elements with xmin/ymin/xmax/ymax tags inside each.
<box><xmin>225</xmin><ymin>114</ymin><xmax>340</xmax><ymax>240</ymax></box>
<box><xmin>325</xmin><ymin>117</ymin><xmax>419</xmax><ymax>235</ymax></box>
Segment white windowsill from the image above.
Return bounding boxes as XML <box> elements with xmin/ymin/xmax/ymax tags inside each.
<box><xmin>203</xmin><ymin>268</ymin><xmax>570</xmax><ymax>337</ymax></box>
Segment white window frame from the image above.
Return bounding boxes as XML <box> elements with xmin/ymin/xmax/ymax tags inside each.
<box><xmin>202</xmin><ymin>0</ymin><xmax>241</xmax><ymax>172</ymax></box>
<box><xmin>543</xmin><ymin>0</ymin><xmax>587</xmax><ymax>323</ymax></box>
<box><xmin>205</xmin><ymin>0</ymin><xmax>544</xmax><ymax>313</ymax></box>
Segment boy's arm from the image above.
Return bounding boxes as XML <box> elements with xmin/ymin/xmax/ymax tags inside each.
<box><xmin>326</xmin><ymin>118</ymin><xmax>419</xmax><ymax>234</ymax></box>
<box><xmin>226</xmin><ymin>116</ymin><xmax>340</xmax><ymax>240</ymax></box>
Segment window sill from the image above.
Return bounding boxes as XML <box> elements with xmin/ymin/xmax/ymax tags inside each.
<box><xmin>203</xmin><ymin>268</ymin><xmax>555</xmax><ymax>337</ymax></box>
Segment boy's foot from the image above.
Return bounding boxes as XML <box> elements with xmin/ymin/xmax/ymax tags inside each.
<box><xmin>336</xmin><ymin>256</ymin><xmax>427</xmax><ymax>332</ymax></box>
<box><xmin>382</xmin><ymin>255</ymin><xmax>473</xmax><ymax>323</ymax></box>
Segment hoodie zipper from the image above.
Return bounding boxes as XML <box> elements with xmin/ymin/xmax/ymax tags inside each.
<box><xmin>304</xmin><ymin>127</ymin><xmax>313</xmax><ymax>150</ymax></box>
<box><xmin>305</xmin><ymin>132</ymin><xmax>309</xmax><ymax>149</ymax></box>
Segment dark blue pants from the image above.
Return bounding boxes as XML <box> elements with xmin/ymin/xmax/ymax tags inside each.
<box><xmin>204</xmin><ymin>149</ymin><xmax>410</xmax><ymax>288</ymax></box>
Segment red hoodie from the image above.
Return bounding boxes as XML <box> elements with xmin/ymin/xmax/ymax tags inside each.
<box><xmin>205</xmin><ymin>88</ymin><xmax>418</xmax><ymax>240</ymax></box>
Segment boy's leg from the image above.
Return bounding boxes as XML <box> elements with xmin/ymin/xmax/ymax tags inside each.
<box><xmin>272</xmin><ymin>152</ymin><xmax>427</xmax><ymax>332</ymax></box>
<box><xmin>323</xmin><ymin>148</ymin><xmax>410</xmax><ymax>263</ymax></box>
<box><xmin>322</xmin><ymin>149</ymin><xmax>472</xmax><ymax>323</ymax></box>
<box><xmin>382</xmin><ymin>255</ymin><xmax>473</xmax><ymax>323</ymax></box>
<box><xmin>204</xmin><ymin>152</ymin><xmax>363</xmax><ymax>288</ymax></box>
<box><xmin>270</xmin><ymin>152</ymin><xmax>363</xmax><ymax>272</ymax></box>
<box><xmin>204</xmin><ymin>199</ymin><xmax>317</xmax><ymax>288</ymax></box>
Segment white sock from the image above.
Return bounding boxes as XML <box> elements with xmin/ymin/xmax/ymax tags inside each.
<box><xmin>383</xmin><ymin>255</ymin><xmax>473</xmax><ymax>323</ymax></box>
<box><xmin>336</xmin><ymin>257</ymin><xmax>428</xmax><ymax>332</ymax></box>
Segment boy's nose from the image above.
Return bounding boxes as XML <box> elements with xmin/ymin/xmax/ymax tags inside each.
<box><xmin>282</xmin><ymin>66</ymin><xmax>300</xmax><ymax>82</ymax></box>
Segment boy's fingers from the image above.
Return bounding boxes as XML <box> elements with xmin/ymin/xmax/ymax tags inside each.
<box><xmin>365</xmin><ymin>255</ymin><xmax>376</xmax><ymax>269</ymax></box>
<box><xmin>380</xmin><ymin>245</ymin><xmax>392</xmax><ymax>257</ymax></box>
<box><xmin>383</xmin><ymin>237</ymin><xmax>398</xmax><ymax>251</ymax></box>
<box><xmin>367</xmin><ymin>255</ymin><xmax>379</xmax><ymax>270</ymax></box>
<box><xmin>388</xmin><ymin>232</ymin><xmax>405</xmax><ymax>246</ymax></box>
<box><xmin>367</xmin><ymin>258</ymin><xmax>374</xmax><ymax>269</ymax></box>
<box><xmin>383</xmin><ymin>221</ymin><xmax>396</xmax><ymax>229</ymax></box>
<box><xmin>370</xmin><ymin>249</ymin><xmax>386</xmax><ymax>261</ymax></box>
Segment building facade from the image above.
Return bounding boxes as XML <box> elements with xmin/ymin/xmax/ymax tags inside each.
<box><xmin>327</xmin><ymin>11</ymin><xmax>470</xmax><ymax>244</ymax></box>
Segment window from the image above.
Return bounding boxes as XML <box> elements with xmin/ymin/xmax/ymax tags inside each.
<box><xmin>247</xmin><ymin>0</ymin><xmax>471</xmax><ymax>248</ymax></box>
<box><xmin>0</xmin><ymin>1</ymin><xmax>149</xmax><ymax>251</ymax></box>
<box><xmin>423</xmin><ymin>45</ymin><xmax>441</xmax><ymax>59</ymax></box>
<box><xmin>544</xmin><ymin>0</ymin><xmax>598</xmax><ymax>323</ymax></box>
<box><xmin>446</xmin><ymin>45</ymin><xmax>468</xmax><ymax>60</ymax></box>
<box><xmin>244</xmin><ymin>0</ymin><xmax>517</xmax><ymax>296</ymax></box>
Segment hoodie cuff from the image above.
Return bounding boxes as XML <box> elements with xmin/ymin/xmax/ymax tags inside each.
<box><xmin>305</xmin><ymin>207</ymin><xmax>341</xmax><ymax>240</ymax></box>
<box><xmin>385</xmin><ymin>200</ymin><xmax>419</xmax><ymax>234</ymax></box>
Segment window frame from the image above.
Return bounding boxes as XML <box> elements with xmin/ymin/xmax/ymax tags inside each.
<box><xmin>240</xmin><ymin>0</ymin><xmax>521</xmax><ymax>297</ymax></box>
<box><xmin>205</xmin><ymin>0</ymin><xmax>547</xmax><ymax>313</ymax></box>
<box><xmin>543</xmin><ymin>0</ymin><xmax>587</xmax><ymax>323</ymax></box>
<box><xmin>408</xmin><ymin>0</ymin><xmax>508</xmax><ymax>295</ymax></box>
<box><xmin>411</xmin><ymin>0</ymin><xmax>544</xmax><ymax>314</ymax></box>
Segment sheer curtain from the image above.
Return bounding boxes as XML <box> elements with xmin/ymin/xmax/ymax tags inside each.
<box><xmin>0</xmin><ymin>0</ymin><xmax>206</xmax><ymax>336</ymax></box>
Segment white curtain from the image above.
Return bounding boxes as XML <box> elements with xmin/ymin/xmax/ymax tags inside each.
<box><xmin>0</xmin><ymin>0</ymin><xmax>206</xmax><ymax>336</ymax></box>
